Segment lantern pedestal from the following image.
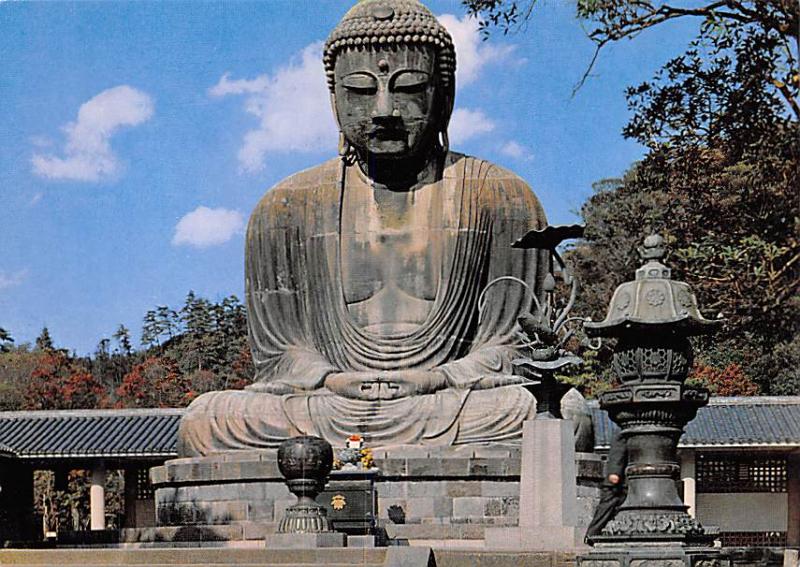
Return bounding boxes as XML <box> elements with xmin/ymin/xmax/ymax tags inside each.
<box><xmin>577</xmin><ymin>543</ymin><xmax>731</xmax><ymax>567</ymax></box>
<box><xmin>593</xmin><ymin>383</ymin><xmax>709</xmax><ymax>544</ymax></box>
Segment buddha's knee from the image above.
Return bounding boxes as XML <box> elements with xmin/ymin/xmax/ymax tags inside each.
<box><xmin>177</xmin><ymin>390</ymin><xmax>298</xmax><ymax>456</ymax></box>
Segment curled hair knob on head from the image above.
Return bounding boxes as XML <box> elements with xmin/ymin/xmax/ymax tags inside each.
<box><xmin>323</xmin><ymin>0</ymin><xmax>457</xmax><ymax>99</ymax></box>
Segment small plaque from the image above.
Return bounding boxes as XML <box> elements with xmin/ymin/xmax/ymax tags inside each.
<box><xmin>319</xmin><ymin>475</ymin><xmax>377</xmax><ymax>535</ymax></box>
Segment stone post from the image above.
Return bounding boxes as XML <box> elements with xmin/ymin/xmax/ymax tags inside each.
<box><xmin>680</xmin><ymin>450</ymin><xmax>696</xmax><ymax>518</ymax></box>
<box><xmin>484</xmin><ymin>418</ymin><xmax>584</xmax><ymax>550</ymax></box>
<box><xmin>520</xmin><ymin>419</ymin><xmax>578</xmax><ymax>528</ymax></box>
<box><xmin>90</xmin><ymin>461</ymin><xmax>106</xmax><ymax>531</ymax></box>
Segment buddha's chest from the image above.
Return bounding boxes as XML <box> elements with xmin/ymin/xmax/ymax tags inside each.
<box><xmin>340</xmin><ymin>225</ymin><xmax>439</xmax><ymax>299</ymax></box>
<box><xmin>339</xmin><ymin>184</ymin><xmax>442</xmax><ymax>329</ymax></box>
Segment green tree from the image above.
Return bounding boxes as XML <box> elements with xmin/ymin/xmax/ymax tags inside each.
<box><xmin>0</xmin><ymin>328</ymin><xmax>12</xmax><ymax>353</ymax></box>
<box><xmin>463</xmin><ymin>0</ymin><xmax>798</xmax><ymax>102</ymax></box>
<box><xmin>113</xmin><ymin>324</ymin><xmax>133</xmax><ymax>356</ymax></box>
<box><xmin>35</xmin><ymin>326</ymin><xmax>55</xmax><ymax>351</ymax></box>
<box><xmin>466</xmin><ymin>0</ymin><xmax>799</xmax><ymax>394</ymax></box>
<box><xmin>568</xmin><ymin>24</ymin><xmax>798</xmax><ymax>393</ymax></box>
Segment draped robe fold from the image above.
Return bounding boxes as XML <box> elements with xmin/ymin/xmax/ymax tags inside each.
<box><xmin>178</xmin><ymin>153</ymin><xmax>578</xmax><ymax>456</ymax></box>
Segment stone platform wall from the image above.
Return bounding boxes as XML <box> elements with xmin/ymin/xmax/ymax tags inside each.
<box><xmin>148</xmin><ymin>446</ymin><xmax>602</xmax><ymax>543</ymax></box>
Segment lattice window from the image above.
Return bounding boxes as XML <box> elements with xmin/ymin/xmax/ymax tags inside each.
<box><xmin>696</xmin><ymin>453</ymin><xmax>787</xmax><ymax>493</ymax></box>
<box><xmin>136</xmin><ymin>467</ymin><xmax>154</xmax><ymax>500</ymax></box>
<box><xmin>719</xmin><ymin>531</ymin><xmax>786</xmax><ymax>548</ymax></box>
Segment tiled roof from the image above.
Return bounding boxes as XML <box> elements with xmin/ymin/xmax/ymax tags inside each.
<box><xmin>591</xmin><ymin>396</ymin><xmax>800</xmax><ymax>450</ymax></box>
<box><xmin>1</xmin><ymin>397</ymin><xmax>797</xmax><ymax>460</ymax></box>
<box><xmin>0</xmin><ymin>409</ymin><xmax>182</xmax><ymax>459</ymax></box>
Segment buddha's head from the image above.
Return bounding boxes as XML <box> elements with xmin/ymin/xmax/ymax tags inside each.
<box><xmin>324</xmin><ymin>0</ymin><xmax>456</xmax><ymax>162</ymax></box>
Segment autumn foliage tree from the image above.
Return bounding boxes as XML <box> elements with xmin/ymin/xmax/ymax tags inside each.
<box><xmin>688</xmin><ymin>362</ymin><xmax>759</xmax><ymax>396</ymax></box>
<box><xmin>116</xmin><ymin>357</ymin><xmax>194</xmax><ymax>408</ymax></box>
<box><xmin>25</xmin><ymin>350</ymin><xmax>108</xmax><ymax>410</ymax></box>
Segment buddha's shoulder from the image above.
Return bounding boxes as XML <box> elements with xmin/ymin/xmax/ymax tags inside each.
<box><xmin>446</xmin><ymin>152</ymin><xmax>530</xmax><ymax>184</ymax></box>
<box><xmin>252</xmin><ymin>158</ymin><xmax>341</xmax><ymax>216</ymax></box>
<box><xmin>446</xmin><ymin>152</ymin><xmax>540</xmax><ymax>202</ymax></box>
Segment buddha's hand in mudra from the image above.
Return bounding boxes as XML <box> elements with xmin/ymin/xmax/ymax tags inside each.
<box><xmin>324</xmin><ymin>370</ymin><xmax>447</xmax><ymax>400</ymax></box>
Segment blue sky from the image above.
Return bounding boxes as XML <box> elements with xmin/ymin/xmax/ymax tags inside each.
<box><xmin>0</xmin><ymin>1</ymin><xmax>697</xmax><ymax>355</ymax></box>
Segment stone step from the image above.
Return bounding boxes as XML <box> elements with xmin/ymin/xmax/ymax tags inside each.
<box><xmin>0</xmin><ymin>547</ymin><xmax>578</xmax><ymax>567</ymax></box>
<box><xmin>0</xmin><ymin>564</ymin><xmax>367</xmax><ymax>567</ymax></box>
<box><xmin>0</xmin><ymin>547</ymin><xmax>436</xmax><ymax>566</ymax></box>
<box><xmin>0</xmin><ymin>549</ymin><xmax>386</xmax><ymax>565</ymax></box>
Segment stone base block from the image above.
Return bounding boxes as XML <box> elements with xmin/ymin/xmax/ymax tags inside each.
<box><xmin>484</xmin><ymin>525</ymin><xmax>587</xmax><ymax>551</ymax></box>
<box><xmin>348</xmin><ymin>534</ymin><xmax>377</xmax><ymax>547</ymax></box>
<box><xmin>577</xmin><ymin>544</ymin><xmax>732</xmax><ymax>567</ymax></box>
<box><xmin>264</xmin><ymin>531</ymin><xmax>346</xmax><ymax>549</ymax></box>
<box><xmin>150</xmin><ymin>447</ymin><xmax>603</xmax><ymax>543</ymax></box>
<box><xmin>384</xmin><ymin>547</ymin><xmax>435</xmax><ymax>567</ymax></box>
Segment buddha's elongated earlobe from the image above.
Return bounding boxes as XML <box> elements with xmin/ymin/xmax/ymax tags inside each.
<box><xmin>338</xmin><ymin>132</ymin><xmax>348</xmax><ymax>157</ymax></box>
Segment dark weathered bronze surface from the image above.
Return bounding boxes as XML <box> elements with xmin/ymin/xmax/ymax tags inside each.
<box><xmin>587</xmin><ymin>236</ymin><xmax>718</xmax><ymax>545</ymax></box>
<box><xmin>509</xmin><ymin>224</ymin><xmax>585</xmax><ymax>421</ymax></box>
<box><xmin>276</xmin><ymin>436</ymin><xmax>335</xmax><ymax>534</ymax></box>
<box><xmin>578</xmin><ymin>236</ymin><xmax>730</xmax><ymax>567</ymax></box>
<box><xmin>177</xmin><ymin>0</ymin><xmax>593</xmax><ymax>455</ymax></box>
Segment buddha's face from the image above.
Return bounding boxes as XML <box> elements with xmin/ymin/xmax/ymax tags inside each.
<box><xmin>334</xmin><ymin>45</ymin><xmax>443</xmax><ymax>159</ymax></box>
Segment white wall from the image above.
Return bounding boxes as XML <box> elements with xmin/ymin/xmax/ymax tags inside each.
<box><xmin>696</xmin><ymin>493</ymin><xmax>787</xmax><ymax>531</ymax></box>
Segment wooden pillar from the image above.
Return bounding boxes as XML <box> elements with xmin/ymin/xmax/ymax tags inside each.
<box><xmin>680</xmin><ymin>449</ymin><xmax>696</xmax><ymax>518</ymax></box>
<box><xmin>0</xmin><ymin>461</ymin><xmax>34</xmax><ymax>542</ymax></box>
<box><xmin>89</xmin><ymin>461</ymin><xmax>106</xmax><ymax>531</ymax></box>
<box><xmin>787</xmin><ymin>452</ymin><xmax>800</xmax><ymax>547</ymax></box>
<box><xmin>54</xmin><ymin>467</ymin><xmax>68</xmax><ymax>492</ymax></box>
<box><xmin>123</xmin><ymin>467</ymin><xmax>137</xmax><ymax>529</ymax></box>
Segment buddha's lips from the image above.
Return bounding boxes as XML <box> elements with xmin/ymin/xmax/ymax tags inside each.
<box><xmin>368</xmin><ymin>126</ymin><xmax>406</xmax><ymax>141</ymax></box>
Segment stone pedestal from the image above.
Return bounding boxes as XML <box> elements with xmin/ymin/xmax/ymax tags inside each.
<box><xmin>484</xmin><ymin>419</ymin><xmax>586</xmax><ymax>550</ymax></box>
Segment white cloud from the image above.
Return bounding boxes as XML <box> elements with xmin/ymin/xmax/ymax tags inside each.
<box><xmin>437</xmin><ymin>14</ymin><xmax>516</xmax><ymax>89</ymax></box>
<box><xmin>0</xmin><ymin>270</ymin><xmax>28</xmax><ymax>291</ymax></box>
<box><xmin>172</xmin><ymin>206</ymin><xmax>244</xmax><ymax>249</ymax></box>
<box><xmin>29</xmin><ymin>193</ymin><xmax>43</xmax><ymax>206</ymax></box>
<box><xmin>449</xmin><ymin>108</ymin><xmax>496</xmax><ymax>145</ymax></box>
<box><xmin>30</xmin><ymin>135</ymin><xmax>53</xmax><ymax>149</ymax></box>
<box><xmin>210</xmin><ymin>42</ymin><xmax>336</xmax><ymax>173</ymax></box>
<box><xmin>31</xmin><ymin>85</ymin><xmax>154</xmax><ymax>182</ymax></box>
<box><xmin>500</xmin><ymin>141</ymin><xmax>532</xmax><ymax>160</ymax></box>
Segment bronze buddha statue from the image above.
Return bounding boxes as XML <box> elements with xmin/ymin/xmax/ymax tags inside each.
<box><xmin>178</xmin><ymin>0</ymin><xmax>592</xmax><ymax>455</ymax></box>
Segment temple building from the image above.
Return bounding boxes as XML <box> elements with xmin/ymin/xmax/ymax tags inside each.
<box><xmin>0</xmin><ymin>397</ymin><xmax>797</xmax><ymax>547</ymax></box>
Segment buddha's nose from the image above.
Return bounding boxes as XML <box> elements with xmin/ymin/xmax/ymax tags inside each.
<box><xmin>372</xmin><ymin>90</ymin><xmax>397</xmax><ymax>122</ymax></box>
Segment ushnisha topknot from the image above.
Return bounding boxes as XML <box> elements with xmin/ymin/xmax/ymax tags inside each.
<box><xmin>323</xmin><ymin>0</ymin><xmax>456</xmax><ymax>93</ymax></box>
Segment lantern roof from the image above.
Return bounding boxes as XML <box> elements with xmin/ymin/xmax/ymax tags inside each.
<box><xmin>584</xmin><ymin>234</ymin><xmax>721</xmax><ymax>337</ymax></box>
<box><xmin>511</xmin><ymin>224</ymin><xmax>584</xmax><ymax>250</ymax></box>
